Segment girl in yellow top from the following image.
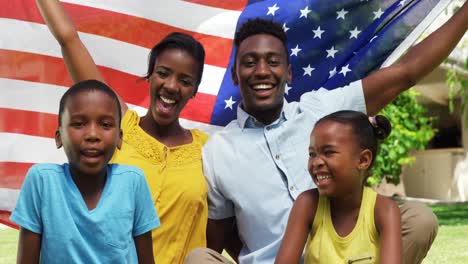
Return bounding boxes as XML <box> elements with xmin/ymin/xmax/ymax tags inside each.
<box><xmin>275</xmin><ymin>111</ymin><xmax>402</xmax><ymax>264</ymax></box>
<box><xmin>37</xmin><ymin>1</ymin><xmax>208</xmax><ymax>263</ymax></box>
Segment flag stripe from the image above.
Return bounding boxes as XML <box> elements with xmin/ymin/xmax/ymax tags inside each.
<box><xmin>0</xmin><ymin>108</ymin><xmax>57</xmax><ymax>138</ymax></box>
<box><xmin>0</xmin><ymin>75</ymin><xmax>215</xmax><ymax>125</ymax></box>
<box><xmin>183</xmin><ymin>0</ymin><xmax>247</xmax><ymax>11</ymax></box>
<box><xmin>0</xmin><ymin>211</ymin><xmax>18</xmax><ymax>228</ymax></box>
<box><xmin>0</xmin><ymin>162</ymin><xmax>32</xmax><ymax>189</ymax></box>
<box><xmin>0</xmin><ymin>189</ymin><xmax>20</xmax><ymax>212</ymax></box>
<box><xmin>380</xmin><ymin>0</ymin><xmax>452</xmax><ymax>68</ymax></box>
<box><xmin>2</xmin><ymin>0</ymin><xmax>234</xmax><ymax>68</ymax></box>
<box><xmin>2</xmin><ymin>0</ymin><xmax>242</xmax><ymax>38</ymax></box>
<box><xmin>61</xmin><ymin>0</ymin><xmax>242</xmax><ymax>39</ymax></box>
<box><xmin>0</xmin><ymin>133</ymin><xmax>66</xmax><ymax>164</ymax></box>
<box><xmin>0</xmin><ymin>20</ymin><xmax>227</xmax><ymax>96</ymax></box>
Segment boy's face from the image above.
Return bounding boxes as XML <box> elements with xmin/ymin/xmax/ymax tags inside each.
<box><xmin>232</xmin><ymin>33</ymin><xmax>291</xmax><ymax>121</ymax></box>
<box><xmin>55</xmin><ymin>90</ymin><xmax>122</xmax><ymax>177</ymax></box>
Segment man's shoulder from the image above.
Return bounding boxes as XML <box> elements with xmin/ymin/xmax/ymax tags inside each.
<box><xmin>205</xmin><ymin>120</ymin><xmax>242</xmax><ymax>146</ymax></box>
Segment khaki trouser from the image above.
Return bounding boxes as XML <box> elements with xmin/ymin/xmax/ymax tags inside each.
<box><xmin>185</xmin><ymin>200</ymin><xmax>438</xmax><ymax>264</ymax></box>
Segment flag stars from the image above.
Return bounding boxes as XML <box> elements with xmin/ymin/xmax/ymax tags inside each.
<box><xmin>339</xmin><ymin>64</ymin><xmax>351</xmax><ymax>77</ymax></box>
<box><xmin>285</xmin><ymin>83</ymin><xmax>292</xmax><ymax>95</ymax></box>
<box><xmin>326</xmin><ymin>46</ymin><xmax>338</xmax><ymax>58</ymax></box>
<box><xmin>302</xmin><ymin>64</ymin><xmax>315</xmax><ymax>76</ymax></box>
<box><xmin>399</xmin><ymin>0</ymin><xmax>407</xmax><ymax>6</ymax></box>
<box><xmin>329</xmin><ymin>67</ymin><xmax>337</xmax><ymax>78</ymax></box>
<box><xmin>282</xmin><ymin>23</ymin><xmax>290</xmax><ymax>32</ymax></box>
<box><xmin>349</xmin><ymin>27</ymin><xmax>361</xmax><ymax>39</ymax></box>
<box><xmin>267</xmin><ymin>3</ymin><xmax>279</xmax><ymax>16</ymax></box>
<box><xmin>224</xmin><ymin>96</ymin><xmax>236</xmax><ymax>110</ymax></box>
<box><xmin>373</xmin><ymin>8</ymin><xmax>384</xmax><ymax>20</ymax></box>
<box><xmin>299</xmin><ymin>6</ymin><xmax>311</xmax><ymax>18</ymax></box>
<box><xmin>312</xmin><ymin>26</ymin><xmax>325</xmax><ymax>39</ymax></box>
<box><xmin>336</xmin><ymin>8</ymin><xmax>348</xmax><ymax>20</ymax></box>
<box><xmin>290</xmin><ymin>44</ymin><xmax>302</xmax><ymax>56</ymax></box>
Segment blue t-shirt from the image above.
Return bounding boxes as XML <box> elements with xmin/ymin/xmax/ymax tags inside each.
<box><xmin>10</xmin><ymin>163</ymin><xmax>160</xmax><ymax>264</ymax></box>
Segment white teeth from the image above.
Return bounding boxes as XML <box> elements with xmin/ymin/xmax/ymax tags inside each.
<box><xmin>253</xmin><ymin>84</ymin><xmax>273</xmax><ymax>90</ymax></box>
<box><xmin>316</xmin><ymin>175</ymin><xmax>331</xmax><ymax>181</ymax></box>
<box><xmin>83</xmin><ymin>149</ymin><xmax>100</xmax><ymax>156</ymax></box>
<box><xmin>160</xmin><ymin>96</ymin><xmax>176</xmax><ymax>104</ymax></box>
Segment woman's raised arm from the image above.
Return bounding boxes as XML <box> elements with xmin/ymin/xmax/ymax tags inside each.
<box><xmin>36</xmin><ymin>0</ymin><xmax>128</xmax><ymax>113</ymax></box>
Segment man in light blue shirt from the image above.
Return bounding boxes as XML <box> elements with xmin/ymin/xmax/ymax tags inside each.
<box><xmin>198</xmin><ymin>9</ymin><xmax>467</xmax><ymax>264</ymax></box>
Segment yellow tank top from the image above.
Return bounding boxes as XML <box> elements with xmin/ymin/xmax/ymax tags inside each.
<box><xmin>304</xmin><ymin>187</ymin><xmax>379</xmax><ymax>264</ymax></box>
<box><xmin>110</xmin><ymin>110</ymin><xmax>208</xmax><ymax>264</ymax></box>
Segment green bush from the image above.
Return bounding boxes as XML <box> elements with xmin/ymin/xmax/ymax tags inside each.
<box><xmin>367</xmin><ymin>89</ymin><xmax>436</xmax><ymax>186</ymax></box>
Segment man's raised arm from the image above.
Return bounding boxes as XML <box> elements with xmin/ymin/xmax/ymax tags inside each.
<box><xmin>363</xmin><ymin>1</ymin><xmax>467</xmax><ymax>115</ymax></box>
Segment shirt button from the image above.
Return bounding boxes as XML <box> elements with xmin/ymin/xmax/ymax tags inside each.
<box><xmin>275</xmin><ymin>154</ymin><xmax>280</xmax><ymax>160</ymax></box>
<box><xmin>266</xmin><ymin>126</ymin><xmax>271</xmax><ymax>130</ymax></box>
<box><xmin>290</xmin><ymin>186</ymin><xmax>295</xmax><ymax>191</ymax></box>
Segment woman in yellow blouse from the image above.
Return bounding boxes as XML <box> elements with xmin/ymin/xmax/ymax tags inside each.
<box><xmin>37</xmin><ymin>1</ymin><xmax>208</xmax><ymax>263</ymax></box>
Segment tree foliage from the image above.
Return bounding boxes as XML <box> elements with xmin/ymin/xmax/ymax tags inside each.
<box><xmin>367</xmin><ymin>90</ymin><xmax>436</xmax><ymax>186</ymax></box>
<box><xmin>447</xmin><ymin>58</ymin><xmax>468</xmax><ymax>120</ymax></box>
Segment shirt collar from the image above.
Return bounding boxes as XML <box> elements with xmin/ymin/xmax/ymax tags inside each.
<box><xmin>237</xmin><ymin>99</ymin><xmax>290</xmax><ymax>129</ymax></box>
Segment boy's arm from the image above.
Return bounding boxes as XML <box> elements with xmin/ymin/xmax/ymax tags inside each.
<box><xmin>35</xmin><ymin>0</ymin><xmax>128</xmax><ymax>113</ymax></box>
<box><xmin>363</xmin><ymin>1</ymin><xmax>468</xmax><ymax>116</ymax></box>
<box><xmin>135</xmin><ymin>231</ymin><xmax>155</xmax><ymax>264</ymax></box>
<box><xmin>17</xmin><ymin>227</ymin><xmax>41</xmax><ymax>264</ymax></box>
<box><xmin>374</xmin><ymin>195</ymin><xmax>402</xmax><ymax>264</ymax></box>
<box><xmin>275</xmin><ymin>190</ymin><xmax>317</xmax><ymax>264</ymax></box>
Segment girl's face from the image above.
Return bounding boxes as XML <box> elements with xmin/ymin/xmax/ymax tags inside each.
<box><xmin>308</xmin><ymin>121</ymin><xmax>369</xmax><ymax>197</ymax></box>
<box><xmin>148</xmin><ymin>48</ymin><xmax>199</xmax><ymax>127</ymax></box>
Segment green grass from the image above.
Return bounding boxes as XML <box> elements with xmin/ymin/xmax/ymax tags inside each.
<box><xmin>422</xmin><ymin>225</ymin><xmax>468</xmax><ymax>264</ymax></box>
<box><xmin>1</xmin><ymin>203</ymin><xmax>467</xmax><ymax>263</ymax></box>
<box><xmin>429</xmin><ymin>203</ymin><xmax>468</xmax><ymax>226</ymax></box>
<box><xmin>0</xmin><ymin>228</ymin><xmax>18</xmax><ymax>264</ymax></box>
<box><xmin>422</xmin><ymin>203</ymin><xmax>468</xmax><ymax>264</ymax></box>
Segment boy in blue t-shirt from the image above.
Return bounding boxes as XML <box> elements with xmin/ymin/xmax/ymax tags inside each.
<box><xmin>10</xmin><ymin>80</ymin><xmax>160</xmax><ymax>264</ymax></box>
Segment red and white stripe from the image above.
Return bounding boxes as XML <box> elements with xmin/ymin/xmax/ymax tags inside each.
<box><xmin>0</xmin><ymin>0</ymin><xmax>247</xmax><ymax>227</ymax></box>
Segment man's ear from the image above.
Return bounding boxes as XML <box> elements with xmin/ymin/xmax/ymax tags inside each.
<box><xmin>116</xmin><ymin>129</ymin><xmax>123</xmax><ymax>150</ymax></box>
<box><xmin>55</xmin><ymin>129</ymin><xmax>63</xmax><ymax>149</ymax></box>
<box><xmin>358</xmin><ymin>149</ymin><xmax>372</xmax><ymax>170</ymax></box>
<box><xmin>231</xmin><ymin>65</ymin><xmax>239</xmax><ymax>86</ymax></box>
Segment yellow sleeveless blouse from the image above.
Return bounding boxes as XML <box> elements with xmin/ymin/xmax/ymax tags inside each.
<box><xmin>110</xmin><ymin>110</ymin><xmax>208</xmax><ymax>264</ymax></box>
<box><xmin>305</xmin><ymin>187</ymin><xmax>379</xmax><ymax>264</ymax></box>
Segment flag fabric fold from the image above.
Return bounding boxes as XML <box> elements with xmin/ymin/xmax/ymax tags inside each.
<box><xmin>0</xmin><ymin>0</ymin><xmax>451</xmax><ymax>228</ymax></box>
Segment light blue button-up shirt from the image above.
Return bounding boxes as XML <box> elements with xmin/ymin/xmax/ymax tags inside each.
<box><xmin>203</xmin><ymin>81</ymin><xmax>366</xmax><ymax>264</ymax></box>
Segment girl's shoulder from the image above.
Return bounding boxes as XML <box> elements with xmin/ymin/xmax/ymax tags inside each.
<box><xmin>374</xmin><ymin>194</ymin><xmax>400</xmax><ymax>230</ymax></box>
<box><xmin>296</xmin><ymin>189</ymin><xmax>320</xmax><ymax>213</ymax></box>
<box><xmin>374</xmin><ymin>194</ymin><xmax>398</xmax><ymax>211</ymax></box>
<box><xmin>298</xmin><ymin>189</ymin><xmax>320</xmax><ymax>203</ymax></box>
<box><xmin>190</xmin><ymin>129</ymin><xmax>209</xmax><ymax>144</ymax></box>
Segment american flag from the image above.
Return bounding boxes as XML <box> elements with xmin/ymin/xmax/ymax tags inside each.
<box><xmin>0</xmin><ymin>0</ymin><xmax>450</xmax><ymax>228</ymax></box>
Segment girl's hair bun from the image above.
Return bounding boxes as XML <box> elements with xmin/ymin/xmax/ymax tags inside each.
<box><xmin>372</xmin><ymin>115</ymin><xmax>392</xmax><ymax>140</ymax></box>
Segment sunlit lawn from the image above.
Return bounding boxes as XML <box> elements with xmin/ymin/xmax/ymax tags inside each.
<box><xmin>1</xmin><ymin>203</ymin><xmax>467</xmax><ymax>263</ymax></box>
<box><xmin>422</xmin><ymin>203</ymin><xmax>468</xmax><ymax>264</ymax></box>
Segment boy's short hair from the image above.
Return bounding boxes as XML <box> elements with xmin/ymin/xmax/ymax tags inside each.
<box><xmin>58</xmin><ymin>80</ymin><xmax>122</xmax><ymax>127</ymax></box>
<box><xmin>233</xmin><ymin>18</ymin><xmax>289</xmax><ymax>64</ymax></box>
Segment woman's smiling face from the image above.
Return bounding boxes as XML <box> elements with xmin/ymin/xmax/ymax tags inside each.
<box><xmin>148</xmin><ymin>48</ymin><xmax>199</xmax><ymax>126</ymax></box>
